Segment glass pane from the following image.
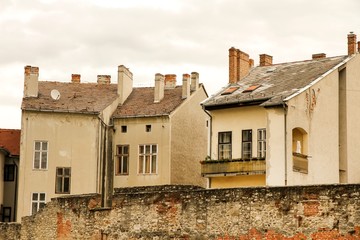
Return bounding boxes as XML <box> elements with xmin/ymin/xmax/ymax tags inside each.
<box><xmin>32</xmin><ymin>203</ymin><xmax>38</xmax><ymax>214</ymax></box>
<box><xmin>42</xmin><ymin>142</ymin><xmax>48</xmax><ymax>150</ymax></box>
<box><xmin>151</xmin><ymin>156</ymin><xmax>157</xmax><ymax>173</ymax></box>
<box><xmin>56</xmin><ymin>177</ymin><xmax>62</xmax><ymax>192</ymax></box>
<box><xmin>64</xmin><ymin>168</ymin><xmax>70</xmax><ymax>176</ymax></box>
<box><xmin>123</xmin><ymin>157</ymin><xmax>128</xmax><ymax>174</ymax></box>
<box><xmin>243</xmin><ymin>130</ymin><xmax>252</xmax><ymax>141</ymax></box>
<box><xmin>152</xmin><ymin>145</ymin><xmax>157</xmax><ymax>153</ymax></box>
<box><xmin>35</xmin><ymin>142</ymin><xmax>41</xmax><ymax>150</ymax></box>
<box><xmin>139</xmin><ymin>145</ymin><xmax>144</xmax><ymax>154</ymax></box>
<box><xmin>40</xmin><ymin>193</ymin><xmax>45</xmax><ymax>201</ymax></box>
<box><xmin>145</xmin><ymin>155</ymin><xmax>150</xmax><ymax>173</ymax></box>
<box><xmin>32</xmin><ymin>193</ymin><xmax>38</xmax><ymax>201</ymax></box>
<box><xmin>145</xmin><ymin>145</ymin><xmax>150</xmax><ymax>154</ymax></box>
<box><xmin>39</xmin><ymin>203</ymin><xmax>45</xmax><ymax>209</ymax></box>
<box><xmin>123</xmin><ymin>146</ymin><xmax>128</xmax><ymax>154</ymax></box>
<box><xmin>57</xmin><ymin>168</ymin><xmax>63</xmax><ymax>176</ymax></box>
<box><xmin>64</xmin><ymin>178</ymin><xmax>70</xmax><ymax>193</ymax></box>
<box><xmin>41</xmin><ymin>153</ymin><xmax>47</xmax><ymax>169</ymax></box>
<box><xmin>138</xmin><ymin>156</ymin><xmax>143</xmax><ymax>173</ymax></box>
<box><xmin>34</xmin><ymin>152</ymin><xmax>40</xmax><ymax>169</ymax></box>
<box><xmin>118</xmin><ymin>146</ymin><xmax>122</xmax><ymax>155</ymax></box>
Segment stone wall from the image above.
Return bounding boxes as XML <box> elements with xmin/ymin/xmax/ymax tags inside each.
<box><xmin>4</xmin><ymin>184</ymin><xmax>360</xmax><ymax>239</ymax></box>
<box><xmin>0</xmin><ymin>222</ymin><xmax>21</xmax><ymax>239</ymax></box>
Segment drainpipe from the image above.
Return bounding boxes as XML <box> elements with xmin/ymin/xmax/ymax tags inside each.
<box><xmin>202</xmin><ymin>106</ymin><xmax>212</xmax><ymax>188</ymax></box>
<box><xmin>282</xmin><ymin>102</ymin><xmax>288</xmax><ymax>185</ymax></box>
<box><xmin>13</xmin><ymin>159</ymin><xmax>18</xmax><ymax>222</ymax></box>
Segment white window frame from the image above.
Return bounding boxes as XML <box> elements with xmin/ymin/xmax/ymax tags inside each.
<box><xmin>33</xmin><ymin>141</ymin><xmax>48</xmax><ymax>170</ymax></box>
<box><xmin>257</xmin><ymin>129</ymin><xmax>266</xmax><ymax>159</ymax></box>
<box><xmin>218</xmin><ymin>131</ymin><xmax>232</xmax><ymax>160</ymax></box>
<box><xmin>242</xmin><ymin>129</ymin><xmax>252</xmax><ymax>159</ymax></box>
<box><xmin>116</xmin><ymin>145</ymin><xmax>129</xmax><ymax>175</ymax></box>
<box><xmin>31</xmin><ymin>192</ymin><xmax>46</xmax><ymax>215</ymax></box>
<box><xmin>138</xmin><ymin>144</ymin><xmax>157</xmax><ymax>174</ymax></box>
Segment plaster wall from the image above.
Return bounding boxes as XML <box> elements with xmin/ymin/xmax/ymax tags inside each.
<box><xmin>0</xmin><ymin>153</ymin><xmax>4</xmax><ymax>207</ymax></box>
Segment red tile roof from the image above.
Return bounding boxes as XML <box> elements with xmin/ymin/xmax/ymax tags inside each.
<box><xmin>0</xmin><ymin>129</ymin><xmax>21</xmax><ymax>156</ymax></box>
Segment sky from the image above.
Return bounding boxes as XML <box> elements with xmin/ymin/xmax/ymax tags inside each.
<box><xmin>1</xmin><ymin>0</ymin><xmax>359</xmax><ymax>129</ymax></box>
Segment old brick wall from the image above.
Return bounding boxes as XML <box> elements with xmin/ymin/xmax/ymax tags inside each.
<box><xmin>4</xmin><ymin>184</ymin><xmax>360</xmax><ymax>239</ymax></box>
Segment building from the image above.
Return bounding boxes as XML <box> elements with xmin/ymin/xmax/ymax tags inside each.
<box><xmin>201</xmin><ymin>33</ymin><xmax>360</xmax><ymax>188</ymax></box>
<box><xmin>17</xmin><ymin>66</ymin><xmax>208</xmax><ymax>221</ymax></box>
<box><xmin>0</xmin><ymin>129</ymin><xmax>20</xmax><ymax>222</ymax></box>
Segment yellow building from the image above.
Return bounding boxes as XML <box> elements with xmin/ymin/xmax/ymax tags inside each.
<box><xmin>201</xmin><ymin>33</ymin><xmax>360</xmax><ymax>188</ymax></box>
<box><xmin>17</xmin><ymin>66</ymin><xmax>208</xmax><ymax>221</ymax></box>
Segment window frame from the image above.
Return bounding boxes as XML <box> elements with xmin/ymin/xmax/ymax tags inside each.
<box><xmin>31</xmin><ymin>192</ymin><xmax>46</xmax><ymax>215</ymax></box>
<box><xmin>138</xmin><ymin>144</ymin><xmax>157</xmax><ymax>174</ymax></box>
<box><xmin>121</xmin><ymin>125</ymin><xmax>127</xmax><ymax>133</ymax></box>
<box><xmin>116</xmin><ymin>145</ymin><xmax>129</xmax><ymax>175</ymax></box>
<box><xmin>218</xmin><ymin>131</ymin><xmax>232</xmax><ymax>160</ymax></box>
<box><xmin>33</xmin><ymin>141</ymin><xmax>48</xmax><ymax>170</ymax></box>
<box><xmin>145</xmin><ymin>125</ymin><xmax>152</xmax><ymax>132</ymax></box>
<box><xmin>257</xmin><ymin>128</ymin><xmax>266</xmax><ymax>159</ymax></box>
<box><xmin>4</xmin><ymin>164</ymin><xmax>15</xmax><ymax>181</ymax></box>
<box><xmin>55</xmin><ymin>167</ymin><xmax>71</xmax><ymax>194</ymax></box>
<box><xmin>242</xmin><ymin>129</ymin><xmax>252</xmax><ymax>160</ymax></box>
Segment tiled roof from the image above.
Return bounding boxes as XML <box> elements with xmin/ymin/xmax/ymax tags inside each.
<box><xmin>0</xmin><ymin>129</ymin><xmax>21</xmax><ymax>156</ymax></box>
<box><xmin>22</xmin><ymin>82</ymin><xmax>119</xmax><ymax>114</ymax></box>
<box><xmin>203</xmin><ymin>56</ymin><xmax>349</xmax><ymax>109</ymax></box>
<box><xmin>112</xmin><ymin>86</ymin><xmax>185</xmax><ymax>118</ymax></box>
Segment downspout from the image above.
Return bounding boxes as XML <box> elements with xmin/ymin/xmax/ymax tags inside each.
<box><xmin>282</xmin><ymin>102</ymin><xmax>288</xmax><ymax>185</ymax></box>
<box><xmin>13</xmin><ymin>159</ymin><xmax>18</xmax><ymax>222</ymax></box>
<box><xmin>202</xmin><ymin>106</ymin><xmax>212</xmax><ymax>188</ymax></box>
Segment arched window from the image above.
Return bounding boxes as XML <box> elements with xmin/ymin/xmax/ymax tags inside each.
<box><xmin>292</xmin><ymin>128</ymin><xmax>308</xmax><ymax>173</ymax></box>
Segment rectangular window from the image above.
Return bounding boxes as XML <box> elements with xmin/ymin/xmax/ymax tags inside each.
<box><xmin>116</xmin><ymin>145</ymin><xmax>129</xmax><ymax>175</ymax></box>
<box><xmin>257</xmin><ymin>129</ymin><xmax>266</xmax><ymax>159</ymax></box>
<box><xmin>121</xmin><ymin>125</ymin><xmax>127</xmax><ymax>133</ymax></box>
<box><xmin>31</xmin><ymin>193</ymin><xmax>46</xmax><ymax>215</ymax></box>
<box><xmin>242</xmin><ymin>130</ymin><xmax>252</xmax><ymax>159</ymax></box>
<box><xmin>55</xmin><ymin>167</ymin><xmax>71</xmax><ymax>194</ymax></box>
<box><xmin>146</xmin><ymin>125</ymin><xmax>151</xmax><ymax>132</ymax></box>
<box><xmin>4</xmin><ymin>164</ymin><xmax>15</xmax><ymax>181</ymax></box>
<box><xmin>34</xmin><ymin>141</ymin><xmax>48</xmax><ymax>170</ymax></box>
<box><xmin>2</xmin><ymin>207</ymin><xmax>11</xmax><ymax>222</ymax></box>
<box><xmin>218</xmin><ymin>132</ymin><xmax>232</xmax><ymax>160</ymax></box>
<box><xmin>138</xmin><ymin>144</ymin><xmax>157</xmax><ymax>174</ymax></box>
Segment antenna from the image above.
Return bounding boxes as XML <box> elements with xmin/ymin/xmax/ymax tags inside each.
<box><xmin>50</xmin><ymin>89</ymin><xmax>61</xmax><ymax>100</ymax></box>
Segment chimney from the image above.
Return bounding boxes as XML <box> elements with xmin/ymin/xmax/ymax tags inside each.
<box><xmin>190</xmin><ymin>72</ymin><xmax>199</xmax><ymax>91</ymax></box>
<box><xmin>259</xmin><ymin>54</ymin><xmax>273</xmax><ymax>66</ymax></box>
<box><xmin>312</xmin><ymin>53</ymin><xmax>326</xmax><ymax>60</ymax></box>
<box><xmin>229</xmin><ymin>47</ymin><xmax>237</xmax><ymax>83</ymax></box>
<box><xmin>24</xmin><ymin>65</ymin><xmax>39</xmax><ymax>98</ymax></box>
<box><xmin>71</xmin><ymin>74</ymin><xmax>81</xmax><ymax>83</ymax></box>
<box><xmin>165</xmin><ymin>74</ymin><xmax>176</xmax><ymax>89</ymax></box>
<box><xmin>118</xmin><ymin>65</ymin><xmax>133</xmax><ymax>104</ymax></box>
<box><xmin>348</xmin><ymin>32</ymin><xmax>357</xmax><ymax>56</ymax></box>
<box><xmin>249</xmin><ymin>59</ymin><xmax>254</xmax><ymax>68</ymax></box>
<box><xmin>182</xmin><ymin>74</ymin><xmax>190</xmax><ymax>99</ymax></box>
<box><xmin>97</xmin><ymin>75</ymin><xmax>111</xmax><ymax>84</ymax></box>
<box><xmin>358</xmin><ymin>41</ymin><xmax>360</xmax><ymax>53</ymax></box>
<box><xmin>229</xmin><ymin>47</ymin><xmax>251</xmax><ymax>84</ymax></box>
<box><xmin>154</xmin><ymin>73</ymin><xmax>165</xmax><ymax>103</ymax></box>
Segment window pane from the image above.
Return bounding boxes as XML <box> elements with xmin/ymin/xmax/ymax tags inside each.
<box><xmin>64</xmin><ymin>178</ymin><xmax>70</xmax><ymax>193</ymax></box>
<box><xmin>123</xmin><ymin>157</ymin><xmax>128</xmax><ymax>174</ymax></box>
<box><xmin>32</xmin><ymin>203</ymin><xmax>38</xmax><ymax>214</ymax></box>
<box><xmin>64</xmin><ymin>168</ymin><xmax>70</xmax><ymax>176</ymax></box>
<box><xmin>42</xmin><ymin>142</ymin><xmax>48</xmax><ymax>150</ymax></box>
<box><xmin>35</xmin><ymin>142</ymin><xmax>41</xmax><ymax>150</ymax></box>
<box><xmin>34</xmin><ymin>152</ymin><xmax>40</xmax><ymax>168</ymax></box>
<box><xmin>41</xmin><ymin>153</ymin><xmax>47</xmax><ymax>169</ymax></box>
<box><xmin>56</xmin><ymin>177</ymin><xmax>62</xmax><ymax>192</ymax></box>
<box><xmin>145</xmin><ymin>155</ymin><xmax>150</xmax><ymax>173</ymax></box>
<box><xmin>139</xmin><ymin>145</ymin><xmax>144</xmax><ymax>154</ymax></box>
<box><xmin>57</xmin><ymin>168</ymin><xmax>63</xmax><ymax>175</ymax></box>
<box><xmin>139</xmin><ymin>156</ymin><xmax>143</xmax><ymax>173</ymax></box>
<box><xmin>151</xmin><ymin>155</ymin><xmax>157</xmax><ymax>173</ymax></box>
<box><xmin>39</xmin><ymin>203</ymin><xmax>45</xmax><ymax>209</ymax></box>
<box><xmin>145</xmin><ymin>145</ymin><xmax>150</xmax><ymax>154</ymax></box>
<box><xmin>123</xmin><ymin>146</ymin><xmax>128</xmax><ymax>154</ymax></box>
<box><xmin>40</xmin><ymin>193</ymin><xmax>45</xmax><ymax>201</ymax></box>
<box><xmin>152</xmin><ymin>145</ymin><xmax>157</xmax><ymax>153</ymax></box>
<box><xmin>32</xmin><ymin>193</ymin><xmax>38</xmax><ymax>201</ymax></box>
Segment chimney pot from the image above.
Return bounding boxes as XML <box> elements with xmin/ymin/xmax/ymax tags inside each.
<box><xmin>165</xmin><ymin>74</ymin><xmax>176</xmax><ymax>89</ymax></box>
<box><xmin>71</xmin><ymin>74</ymin><xmax>81</xmax><ymax>83</ymax></box>
<box><xmin>312</xmin><ymin>53</ymin><xmax>326</xmax><ymax>60</ymax></box>
<box><xmin>348</xmin><ymin>32</ymin><xmax>357</xmax><ymax>56</ymax></box>
<box><xmin>259</xmin><ymin>54</ymin><xmax>273</xmax><ymax>66</ymax></box>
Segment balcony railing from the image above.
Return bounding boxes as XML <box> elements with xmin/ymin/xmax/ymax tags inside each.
<box><xmin>201</xmin><ymin>158</ymin><xmax>266</xmax><ymax>176</ymax></box>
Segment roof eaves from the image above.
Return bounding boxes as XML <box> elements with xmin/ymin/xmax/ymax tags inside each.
<box><xmin>283</xmin><ymin>56</ymin><xmax>352</xmax><ymax>102</ymax></box>
<box><xmin>203</xmin><ymin>97</ymin><xmax>270</xmax><ymax>110</ymax></box>
<box><xmin>114</xmin><ymin>113</ymin><xmax>170</xmax><ymax>119</ymax></box>
<box><xmin>22</xmin><ymin>108</ymin><xmax>100</xmax><ymax>115</ymax></box>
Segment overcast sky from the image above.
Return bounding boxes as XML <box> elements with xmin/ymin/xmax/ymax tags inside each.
<box><xmin>1</xmin><ymin>0</ymin><xmax>359</xmax><ymax>129</ymax></box>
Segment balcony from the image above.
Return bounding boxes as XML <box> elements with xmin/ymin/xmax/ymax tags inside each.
<box><xmin>201</xmin><ymin>158</ymin><xmax>266</xmax><ymax>176</ymax></box>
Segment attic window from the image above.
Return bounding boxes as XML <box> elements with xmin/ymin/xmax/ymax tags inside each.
<box><xmin>221</xmin><ymin>87</ymin><xmax>239</xmax><ymax>95</ymax></box>
<box><xmin>243</xmin><ymin>85</ymin><xmax>261</xmax><ymax>93</ymax></box>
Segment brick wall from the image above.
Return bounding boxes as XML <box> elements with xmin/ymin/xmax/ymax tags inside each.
<box><xmin>3</xmin><ymin>184</ymin><xmax>360</xmax><ymax>239</ymax></box>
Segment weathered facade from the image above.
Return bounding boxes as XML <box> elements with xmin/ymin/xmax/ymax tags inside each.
<box><xmin>2</xmin><ymin>184</ymin><xmax>360</xmax><ymax>239</ymax></box>
<box><xmin>201</xmin><ymin>33</ymin><xmax>360</xmax><ymax>188</ymax></box>
<box><xmin>17</xmin><ymin>65</ymin><xmax>208</xmax><ymax>221</ymax></box>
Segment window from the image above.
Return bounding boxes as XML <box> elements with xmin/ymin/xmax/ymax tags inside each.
<box><xmin>121</xmin><ymin>125</ymin><xmax>127</xmax><ymax>133</ymax></box>
<box><xmin>2</xmin><ymin>207</ymin><xmax>11</xmax><ymax>222</ymax></box>
<box><xmin>257</xmin><ymin>129</ymin><xmax>266</xmax><ymax>159</ymax></box>
<box><xmin>31</xmin><ymin>193</ymin><xmax>46</xmax><ymax>215</ymax></box>
<box><xmin>116</xmin><ymin>145</ymin><xmax>129</xmax><ymax>175</ymax></box>
<box><xmin>218</xmin><ymin>132</ymin><xmax>232</xmax><ymax>160</ymax></box>
<box><xmin>55</xmin><ymin>167</ymin><xmax>71</xmax><ymax>194</ymax></box>
<box><xmin>4</xmin><ymin>164</ymin><xmax>15</xmax><ymax>181</ymax></box>
<box><xmin>138</xmin><ymin>144</ymin><xmax>157</xmax><ymax>174</ymax></box>
<box><xmin>34</xmin><ymin>141</ymin><xmax>48</xmax><ymax>169</ymax></box>
<box><xmin>292</xmin><ymin>128</ymin><xmax>308</xmax><ymax>173</ymax></box>
<box><xmin>146</xmin><ymin>125</ymin><xmax>151</xmax><ymax>132</ymax></box>
<box><xmin>242</xmin><ymin>130</ymin><xmax>252</xmax><ymax>159</ymax></box>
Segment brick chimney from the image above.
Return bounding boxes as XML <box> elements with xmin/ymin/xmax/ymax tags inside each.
<box><xmin>259</xmin><ymin>54</ymin><xmax>273</xmax><ymax>66</ymax></box>
<box><xmin>182</xmin><ymin>74</ymin><xmax>190</xmax><ymax>99</ymax></box>
<box><xmin>24</xmin><ymin>65</ymin><xmax>39</xmax><ymax>98</ymax></box>
<box><xmin>97</xmin><ymin>75</ymin><xmax>111</xmax><ymax>84</ymax></box>
<box><xmin>165</xmin><ymin>74</ymin><xmax>176</xmax><ymax>89</ymax></box>
<box><xmin>154</xmin><ymin>73</ymin><xmax>165</xmax><ymax>103</ymax></box>
<box><xmin>229</xmin><ymin>47</ymin><xmax>251</xmax><ymax>84</ymax></box>
<box><xmin>118</xmin><ymin>65</ymin><xmax>133</xmax><ymax>104</ymax></box>
<box><xmin>312</xmin><ymin>53</ymin><xmax>326</xmax><ymax>60</ymax></box>
<box><xmin>348</xmin><ymin>32</ymin><xmax>357</xmax><ymax>56</ymax></box>
<box><xmin>71</xmin><ymin>74</ymin><xmax>81</xmax><ymax>83</ymax></box>
<box><xmin>190</xmin><ymin>72</ymin><xmax>199</xmax><ymax>91</ymax></box>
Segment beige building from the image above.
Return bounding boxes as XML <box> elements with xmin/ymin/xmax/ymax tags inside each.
<box><xmin>0</xmin><ymin>129</ymin><xmax>20</xmax><ymax>222</ymax></box>
<box><xmin>201</xmin><ymin>33</ymin><xmax>360</xmax><ymax>188</ymax></box>
<box><xmin>17</xmin><ymin>66</ymin><xmax>208</xmax><ymax>221</ymax></box>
